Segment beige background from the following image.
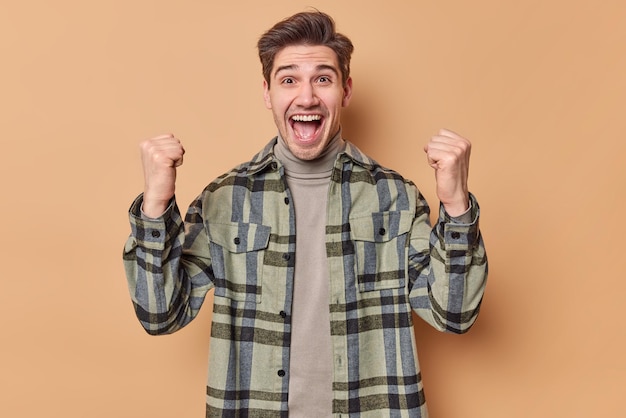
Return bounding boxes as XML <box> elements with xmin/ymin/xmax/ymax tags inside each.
<box><xmin>1</xmin><ymin>1</ymin><xmax>624</xmax><ymax>417</ymax></box>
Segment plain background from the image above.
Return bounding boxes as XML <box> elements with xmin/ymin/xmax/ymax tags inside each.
<box><xmin>1</xmin><ymin>1</ymin><xmax>624</xmax><ymax>417</ymax></box>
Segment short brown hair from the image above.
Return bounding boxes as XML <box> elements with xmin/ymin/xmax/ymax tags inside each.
<box><xmin>257</xmin><ymin>11</ymin><xmax>354</xmax><ymax>86</ymax></box>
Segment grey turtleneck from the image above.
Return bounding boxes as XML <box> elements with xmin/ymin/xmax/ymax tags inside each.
<box><xmin>274</xmin><ymin>133</ymin><xmax>345</xmax><ymax>417</ymax></box>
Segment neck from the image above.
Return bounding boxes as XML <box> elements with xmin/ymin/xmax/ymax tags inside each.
<box><xmin>274</xmin><ymin>132</ymin><xmax>345</xmax><ymax>179</ymax></box>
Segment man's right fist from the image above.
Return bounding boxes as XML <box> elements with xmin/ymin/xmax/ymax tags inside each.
<box><xmin>140</xmin><ymin>134</ymin><xmax>185</xmax><ymax>218</ymax></box>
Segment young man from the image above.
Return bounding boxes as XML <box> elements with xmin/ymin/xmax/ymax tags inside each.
<box><xmin>124</xmin><ymin>11</ymin><xmax>487</xmax><ymax>417</ymax></box>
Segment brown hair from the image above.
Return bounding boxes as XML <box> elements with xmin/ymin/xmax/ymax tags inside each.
<box><xmin>257</xmin><ymin>11</ymin><xmax>354</xmax><ymax>87</ymax></box>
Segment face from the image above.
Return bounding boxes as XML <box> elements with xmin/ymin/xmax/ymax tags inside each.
<box><xmin>263</xmin><ymin>44</ymin><xmax>352</xmax><ymax>161</ymax></box>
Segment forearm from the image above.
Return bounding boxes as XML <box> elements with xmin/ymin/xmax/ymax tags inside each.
<box><xmin>123</xmin><ymin>194</ymin><xmax>213</xmax><ymax>334</ymax></box>
<box><xmin>409</xmin><ymin>193</ymin><xmax>488</xmax><ymax>333</ymax></box>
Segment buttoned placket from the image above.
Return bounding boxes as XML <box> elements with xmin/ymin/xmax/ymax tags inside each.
<box><xmin>272</xmin><ymin>160</ymin><xmax>297</xmax><ymax>390</ymax></box>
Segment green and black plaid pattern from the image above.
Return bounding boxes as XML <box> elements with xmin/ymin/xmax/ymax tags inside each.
<box><xmin>123</xmin><ymin>138</ymin><xmax>488</xmax><ymax>417</ymax></box>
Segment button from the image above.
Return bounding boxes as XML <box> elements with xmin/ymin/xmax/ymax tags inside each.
<box><xmin>451</xmin><ymin>232</ymin><xmax>461</xmax><ymax>239</ymax></box>
<box><xmin>279</xmin><ymin>311</ymin><xmax>287</xmax><ymax>319</ymax></box>
<box><xmin>277</xmin><ymin>370</ymin><xmax>286</xmax><ymax>377</ymax></box>
<box><xmin>270</xmin><ymin>162</ymin><xmax>278</xmax><ymax>170</ymax></box>
<box><xmin>151</xmin><ymin>230</ymin><xmax>160</xmax><ymax>238</ymax></box>
<box><xmin>378</xmin><ymin>228</ymin><xmax>386</xmax><ymax>236</ymax></box>
<box><xmin>233</xmin><ymin>237</ymin><xmax>240</xmax><ymax>245</ymax></box>
<box><xmin>282</xmin><ymin>253</ymin><xmax>290</xmax><ymax>261</ymax></box>
<box><xmin>284</xmin><ymin>197</ymin><xmax>290</xmax><ymax>205</ymax></box>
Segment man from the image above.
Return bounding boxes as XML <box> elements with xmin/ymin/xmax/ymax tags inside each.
<box><xmin>123</xmin><ymin>11</ymin><xmax>487</xmax><ymax>417</ymax></box>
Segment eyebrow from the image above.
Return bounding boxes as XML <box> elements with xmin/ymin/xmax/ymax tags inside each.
<box><xmin>273</xmin><ymin>64</ymin><xmax>340</xmax><ymax>78</ymax></box>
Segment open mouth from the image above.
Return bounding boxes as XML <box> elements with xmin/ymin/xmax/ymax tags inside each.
<box><xmin>290</xmin><ymin>114</ymin><xmax>323</xmax><ymax>142</ymax></box>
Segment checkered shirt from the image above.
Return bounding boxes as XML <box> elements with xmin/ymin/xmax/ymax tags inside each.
<box><xmin>123</xmin><ymin>137</ymin><xmax>488</xmax><ymax>417</ymax></box>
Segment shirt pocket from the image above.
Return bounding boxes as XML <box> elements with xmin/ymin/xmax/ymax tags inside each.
<box><xmin>349</xmin><ymin>211</ymin><xmax>413</xmax><ymax>292</ymax></box>
<box><xmin>206</xmin><ymin>221</ymin><xmax>271</xmax><ymax>303</ymax></box>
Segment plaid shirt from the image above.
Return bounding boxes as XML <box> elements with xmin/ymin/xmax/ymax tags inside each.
<box><xmin>123</xmin><ymin>138</ymin><xmax>488</xmax><ymax>417</ymax></box>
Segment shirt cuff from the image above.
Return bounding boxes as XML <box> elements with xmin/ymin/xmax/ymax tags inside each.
<box><xmin>449</xmin><ymin>202</ymin><xmax>473</xmax><ymax>224</ymax></box>
<box><xmin>438</xmin><ymin>193</ymin><xmax>481</xmax><ymax>250</ymax></box>
<box><xmin>128</xmin><ymin>194</ymin><xmax>177</xmax><ymax>251</ymax></box>
<box><xmin>441</xmin><ymin>193</ymin><xmax>479</xmax><ymax>225</ymax></box>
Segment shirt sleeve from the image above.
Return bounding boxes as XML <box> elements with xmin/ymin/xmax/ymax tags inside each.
<box><xmin>122</xmin><ymin>193</ymin><xmax>214</xmax><ymax>335</ymax></box>
<box><xmin>407</xmin><ymin>192</ymin><xmax>488</xmax><ymax>334</ymax></box>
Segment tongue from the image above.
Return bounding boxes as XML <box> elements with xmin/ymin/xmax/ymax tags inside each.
<box><xmin>293</xmin><ymin>121</ymin><xmax>318</xmax><ymax>140</ymax></box>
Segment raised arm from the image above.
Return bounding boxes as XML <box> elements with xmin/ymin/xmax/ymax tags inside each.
<box><xmin>410</xmin><ymin>129</ymin><xmax>487</xmax><ymax>333</ymax></box>
<box><xmin>123</xmin><ymin>134</ymin><xmax>213</xmax><ymax>334</ymax></box>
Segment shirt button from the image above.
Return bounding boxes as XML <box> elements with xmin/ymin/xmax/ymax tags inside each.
<box><xmin>284</xmin><ymin>197</ymin><xmax>290</xmax><ymax>205</ymax></box>
<box><xmin>233</xmin><ymin>237</ymin><xmax>240</xmax><ymax>245</ymax></box>
<box><xmin>451</xmin><ymin>232</ymin><xmax>461</xmax><ymax>239</ymax></box>
<box><xmin>151</xmin><ymin>230</ymin><xmax>160</xmax><ymax>238</ymax></box>
<box><xmin>277</xmin><ymin>370</ymin><xmax>286</xmax><ymax>377</ymax></box>
<box><xmin>270</xmin><ymin>162</ymin><xmax>278</xmax><ymax>171</ymax></box>
<box><xmin>279</xmin><ymin>311</ymin><xmax>287</xmax><ymax>319</ymax></box>
<box><xmin>378</xmin><ymin>228</ymin><xmax>386</xmax><ymax>236</ymax></box>
<box><xmin>282</xmin><ymin>253</ymin><xmax>290</xmax><ymax>261</ymax></box>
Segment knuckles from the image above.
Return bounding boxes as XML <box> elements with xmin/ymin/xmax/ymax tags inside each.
<box><xmin>140</xmin><ymin>135</ymin><xmax>184</xmax><ymax>163</ymax></box>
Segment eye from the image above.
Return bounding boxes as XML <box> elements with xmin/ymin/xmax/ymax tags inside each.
<box><xmin>281</xmin><ymin>77</ymin><xmax>295</xmax><ymax>85</ymax></box>
<box><xmin>318</xmin><ymin>76</ymin><xmax>331</xmax><ymax>83</ymax></box>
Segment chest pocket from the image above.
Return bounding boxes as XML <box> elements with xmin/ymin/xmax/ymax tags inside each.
<box><xmin>350</xmin><ymin>211</ymin><xmax>413</xmax><ymax>292</ymax></box>
<box><xmin>206</xmin><ymin>221</ymin><xmax>271</xmax><ymax>303</ymax></box>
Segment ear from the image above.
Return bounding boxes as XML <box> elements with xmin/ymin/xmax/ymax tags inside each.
<box><xmin>263</xmin><ymin>80</ymin><xmax>272</xmax><ymax>109</ymax></box>
<box><xmin>342</xmin><ymin>77</ymin><xmax>353</xmax><ymax>107</ymax></box>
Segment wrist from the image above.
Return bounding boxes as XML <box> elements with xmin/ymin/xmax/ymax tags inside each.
<box><xmin>442</xmin><ymin>195</ymin><xmax>470</xmax><ymax>217</ymax></box>
<box><xmin>141</xmin><ymin>194</ymin><xmax>171</xmax><ymax>218</ymax></box>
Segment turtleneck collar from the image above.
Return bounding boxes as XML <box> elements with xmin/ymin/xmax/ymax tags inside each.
<box><xmin>274</xmin><ymin>130</ymin><xmax>346</xmax><ymax>179</ymax></box>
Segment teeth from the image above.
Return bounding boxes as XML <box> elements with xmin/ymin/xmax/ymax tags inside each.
<box><xmin>291</xmin><ymin>114</ymin><xmax>322</xmax><ymax>122</ymax></box>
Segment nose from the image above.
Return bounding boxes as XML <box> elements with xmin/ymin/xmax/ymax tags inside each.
<box><xmin>294</xmin><ymin>82</ymin><xmax>319</xmax><ymax>108</ymax></box>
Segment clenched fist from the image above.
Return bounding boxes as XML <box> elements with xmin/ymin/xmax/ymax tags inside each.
<box><xmin>424</xmin><ymin>129</ymin><xmax>471</xmax><ymax>217</ymax></box>
<box><xmin>140</xmin><ymin>134</ymin><xmax>185</xmax><ymax>218</ymax></box>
